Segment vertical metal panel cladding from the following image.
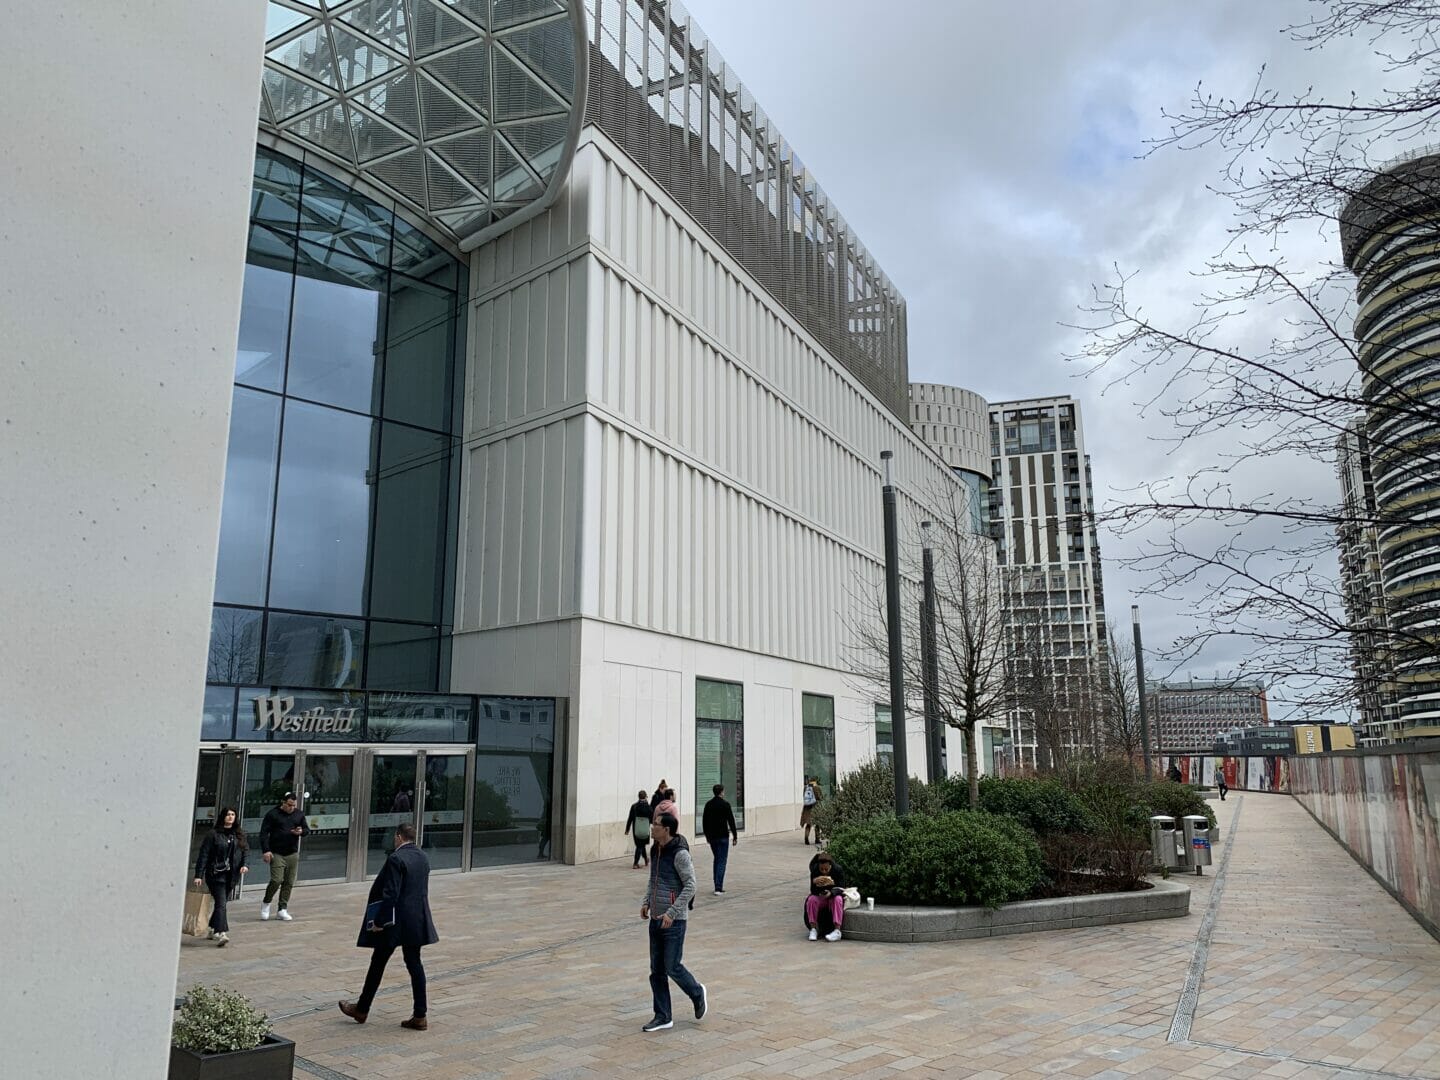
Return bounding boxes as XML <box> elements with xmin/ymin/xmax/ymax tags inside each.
<box><xmin>581</xmin><ymin>0</ymin><xmax>910</xmax><ymax>420</ymax></box>
<box><xmin>258</xmin><ymin>0</ymin><xmax>586</xmax><ymax>248</ymax></box>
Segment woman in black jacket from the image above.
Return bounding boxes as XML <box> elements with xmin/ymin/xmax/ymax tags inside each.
<box><xmin>193</xmin><ymin>806</ymin><xmax>248</xmax><ymax>947</ymax></box>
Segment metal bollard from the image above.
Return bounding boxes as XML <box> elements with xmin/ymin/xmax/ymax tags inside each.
<box><xmin>1181</xmin><ymin>815</ymin><xmax>1212</xmax><ymax>876</ymax></box>
<box><xmin>1150</xmin><ymin>815</ymin><xmax>1178</xmax><ymax>869</ymax></box>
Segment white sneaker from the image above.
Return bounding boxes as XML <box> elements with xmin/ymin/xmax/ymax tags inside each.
<box><xmin>277</xmin><ymin>909</ymin><xmax>293</xmax><ymax>921</ymax></box>
<box><xmin>206</xmin><ymin>929</ymin><xmax>216</xmax><ymax>940</ymax></box>
<box><xmin>825</xmin><ymin>928</ymin><xmax>842</xmax><ymax>942</ymax></box>
<box><xmin>807</xmin><ymin>928</ymin><xmax>818</xmax><ymax>941</ymax></box>
<box><xmin>259</xmin><ymin>904</ymin><xmax>271</xmax><ymax>921</ymax></box>
<box><xmin>216</xmin><ymin>932</ymin><xmax>229</xmax><ymax>947</ymax></box>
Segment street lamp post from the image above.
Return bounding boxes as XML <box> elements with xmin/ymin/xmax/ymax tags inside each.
<box><xmin>920</xmin><ymin>520</ymin><xmax>943</xmax><ymax>782</ymax></box>
<box><xmin>881</xmin><ymin>451</ymin><xmax>910</xmax><ymax>815</ymax></box>
<box><xmin>1132</xmin><ymin>604</ymin><xmax>1153</xmax><ymax>778</ymax></box>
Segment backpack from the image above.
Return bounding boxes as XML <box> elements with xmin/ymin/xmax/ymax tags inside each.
<box><xmin>633</xmin><ymin>813</ymin><xmax>651</xmax><ymax>840</ymax></box>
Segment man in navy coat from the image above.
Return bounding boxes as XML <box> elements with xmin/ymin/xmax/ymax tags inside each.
<box><xmin>339</xmin><ymin>822</ymin><xmax>439</xmax><ymax>1030</ymax></box>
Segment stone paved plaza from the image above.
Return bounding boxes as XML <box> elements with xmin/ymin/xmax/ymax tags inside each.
<box><xmin>176</xmin><ymin>796</ymin><xmax>1440</xmax><ymax>1079</ymax></box>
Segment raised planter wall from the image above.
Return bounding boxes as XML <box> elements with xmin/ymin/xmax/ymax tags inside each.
<box><xmin>842</xmin><ymin>879</ymin><xmax>1191</xmax><ymax>943</ymax></box>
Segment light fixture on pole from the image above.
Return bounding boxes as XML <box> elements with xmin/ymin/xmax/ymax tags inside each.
<box><xmin>1132</xmin><ymin>604</ymin><xmax>1152</xmax><ymax>778</ymax></box>
<box><xmin>920</xmin><ymin>520</ymin><xmax>942</xmax><ymax>782</ymax></box>
<box><xmin>881</xmin><ymin>451</ymin><xmax>909</xmax><ymax>815</ymax></box>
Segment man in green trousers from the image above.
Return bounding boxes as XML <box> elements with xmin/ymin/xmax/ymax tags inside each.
<box><xmin>259</xmin><ymin>791</ymin><xmax>309</xmax><ymax>921</ymax></box>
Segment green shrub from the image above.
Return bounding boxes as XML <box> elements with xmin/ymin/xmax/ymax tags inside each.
<box><xmin>810</xmin><ymin>758</ymin><xmax>939</xmax><ymax>839</ymax></box>
<box><xmin>827</xmin><ymin>810</ymin><xmax>1045</xmax><ymax>908</ymax></box>
<box><xmin>1144</xmin><ymin>781</ymin><xmax>1217</xmax><ymax>830</ymax></box>
<box><xmin>172</xmin><ymin>985</ymin><xmax>271</xmax><ymax>1055</ymax></box>
<box><xmin>969</xmin><ymin>777</ymin><xmax>1095</xmax><ymax>836</ymax></box>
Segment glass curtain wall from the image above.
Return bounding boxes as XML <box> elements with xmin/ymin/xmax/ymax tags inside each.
<box><xmin>696</xmin><ymin>679</ymin><xmax>744</xmax><ymax>829</ymax></box>
<box><xmin>801</xmin><ymin>694</ymin><xmax>836</xmax><ymax>798</ymax></box>
<box><xmin>472</xmin><ymin>697</ymin><xmax>557</xmax><ymax>867</ymax></box>
<box><xmin>209</xmin><ymin>145</ymin><xmax>466</xmax><ymax>701</ymax></box>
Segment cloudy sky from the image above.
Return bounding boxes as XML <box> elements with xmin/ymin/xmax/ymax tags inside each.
<box><xmin>682</xmin><ymin>0</ymin><xmax>1393</xmax><ymax>717</ymax></box>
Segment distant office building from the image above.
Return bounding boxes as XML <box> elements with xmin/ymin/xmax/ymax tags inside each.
<box><xmin>908</xmin><ymin>383</ymin><xmax>1009</xmax><ymax>771</ymax></box>
<box><xmin>987</xmin><ymin>395</ymin><xmax>1107</xmax><ymax>768</ymax></box>
<box><xmin>1340</xmin><ymin>150</ymin><xmax>1440</xmax><ymax>739</ymax></box>
<box><xmin>1336</xmin><ymin>422</ymin><xmax>1400</xmax><ymax>743</ymax></box>
<box><xmin>1152</xmin><ymin>678</ymin><xmax>1269</xmax><ymax>755</ymax></box>
<box><xmin>1213</xmin><ymin>724</ymin><xmax>1293</xmax><ymax>758</ymax></box>
<box><xmin>1291</xmin><ymin>724</ymin><xmax>1358</xmax><ymax>754</ymax></box>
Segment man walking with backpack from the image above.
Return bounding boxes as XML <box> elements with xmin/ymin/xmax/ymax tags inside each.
<box><xmin>624</xmin><ymin>789</ymin><xmax>652</xmax><ymax>868</ymax></box>
<box><xmin>639</xmin><ymin>813</ymin><xmax>707</xmax><ymax>1033</ymax></box>
<box><xmin>701</xmin><ymin>784</ymin><xmax>738</xmax><ymax>895</ymax></box>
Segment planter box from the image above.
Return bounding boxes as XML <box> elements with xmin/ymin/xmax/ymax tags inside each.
<box><xmin>168</xmin><ymin>1035</ymin><xmax>294</xmax><ymax>1080</ymax></box>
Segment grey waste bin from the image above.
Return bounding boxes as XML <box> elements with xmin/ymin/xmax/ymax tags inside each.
<box><xmin>1150</xmin><ymin>815</ymin><xmax>1178</xmax><ymax>869</ymax></box>
<box><xmin>1181</xmin><ymin>814</ymin><xmax>1212</xmax><ymax>875</ymax></box>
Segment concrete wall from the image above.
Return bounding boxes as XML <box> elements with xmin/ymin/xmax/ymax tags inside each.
<box><xmin>0</xmin><ymin>3</ymin><xmax>266</xmax><ymax>1074</ymax></box>
<box><xmin>1290</xmin><ymin>745</ymin><xmax>1440</xmax><ymax>940</ymax></box>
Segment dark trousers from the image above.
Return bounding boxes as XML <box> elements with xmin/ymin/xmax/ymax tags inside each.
<box><xmin>1219</xmin><ymin>788</ymin><xmax>1228</xmax><ymax>801</ymax></box>
<box><xmin>709</xmin><ymin>839</ymin><xmax>729</xmax><ymax>890</ymax></box>
<box><xmin>357</xmin><ymin>943</ymin><xmax>427</xmax><ymax>1018</ymax></box>
<box><xmin>633</xmin><ymin>836</ymin><xmax>649</xmax><ymax>867</ymax></box>
<box><xmin>206</xmin><ymin>877</ymin><xmax>230</xmax><ymax>933</ymax></box>
<box><xmin>648</xmin><ymin>919</ymin><xmax>701</xmax><ymax>1024</ymax></box>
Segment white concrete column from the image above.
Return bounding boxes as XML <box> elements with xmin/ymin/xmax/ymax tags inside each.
<box><xmin>0</xmin><ymin>3</ymin><xmax>267</xmax><ymax>1074</ymax></box>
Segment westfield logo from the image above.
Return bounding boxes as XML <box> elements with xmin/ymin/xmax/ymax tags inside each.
<box><xmin>252</xmin><ymin>695</ymin><xmax>358</xmax><ymax>735</ymax></box>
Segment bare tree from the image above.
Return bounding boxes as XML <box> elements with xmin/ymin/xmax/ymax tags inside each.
<box><xmin>1100</xmin><ymin>621</ymin><xmax>1143</xmax><ymax>762</ymax></box>
<box><xmin>207</xmin><ymin>609</ymin><xmax>259</xmax><ymax>684</ymax></box>
<box><xmin>846</xmin><ymin>482</ymin><xmax>1010</xmax><ymax>809</ymax></box>
<box><xmin>1073</xmin><ymin>2</ymin><xmax>1440</xmax><ymax>716</ymax></box>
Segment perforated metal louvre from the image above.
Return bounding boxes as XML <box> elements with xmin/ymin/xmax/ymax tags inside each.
<box><xmin>582</xmin><ymin>0</ymin><xmax>910</xmax><ymax>420</ymax></box>
<box><xmin>258</xmin><ymin>0</ymin><xmax>584</xmax><ymax>248</ymax></box>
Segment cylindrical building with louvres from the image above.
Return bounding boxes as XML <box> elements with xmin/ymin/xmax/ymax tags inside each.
<box><xmin>1340</xmin><ymin>150</ymin><xmax>1440</xmax><ymax>738</ymax></box>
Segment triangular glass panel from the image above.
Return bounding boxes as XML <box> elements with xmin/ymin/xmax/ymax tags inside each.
<box><xmin>490</xmin><ymin>49</ymin><xmax>564</xmax><ymax>120</ymax></box>
<box><xmin>330</xmin><ymin>26</ymin><xmax>400</xmax><ymax>91</ymax></box>
<box><xmin>265</xmin><ymin>2</ymin><xmax>312</xmax><ymax>41</ymax></box>
<box><xmin>286</xmin><ymin>101</ymin><xmax>358</xmax><ymax>163</ymax></box>
<box><xmin>494</xmin><ymin>19</ymin><xmax>574</xmax><ymax>98</ymax></box>
<box><xmin>425</xmin><ymin>154</ymin><xmax>483</xmax><ymax>210</ymax></box>
<box><xmin>497</xmin><ymin>115</ymin><xmax>568</xmax><ymax>167</ymax></box>
<box><xmin>356</xmin><ymin>71</ymin><xmax>423</xmax><ymax>138</ymax></box>
<box><xmin>351</xmin><ymin>112</ymin><xmax>412</xmax><ymax>163</ymax></box>
<box><xmin>490</xmin><ymin>0</ymin><xmax>564</xmax><ymax>30</ymax></box>
<box><xmin>433</xmin><ymin>204</ymin><xmax>492</xmax><ymax>235</ymax></box>
<box><xmin>338</xmin><ymin>0</ymin><xmax>409</xmax><ymax>55</ymax></box>
<box><xmin>262</xmin><ymin>66</ymin><xmax>331</xmax><ymax>121</ymax></box>
<box><xmin>417</xmin><ymin>69</ymin><xmax>488</xmax><ymax>138</ymax></box>
<box><xmin>259</xmin><ymin>84</ymin><xmax>276</xmax><ymax>124</ymax></box>
<box><xmin>490</xmin><ymin>139</ymin><xmax>540</xmax><ymax>201</ymax></box>
<box><xmin>431</xmin><ymin>129</ymin><xmax>492</xmax><ymax>191</ymax></box>
<box><xmin>367</xmin><ymin>148</ymin><xmax>429</xmax><ymax>207</ymax></box>
<box><xmin>420</xmin><ymin>42</ymin><xmax>491</xmax><ymax>117</ymax></box>
<box><xmin>433</xmin><ymin>0</ymin><xmax>491</xmax><ymax>31</ymax></box>
<box><xmin>267</xmin><ymin>25</ymin><xmax>341</xmax><ymax>88</ymax></box>
<box><xmin>411</xmin><ymin>0</ymin><xmax>482</xmax><ymax>57</ymax></box>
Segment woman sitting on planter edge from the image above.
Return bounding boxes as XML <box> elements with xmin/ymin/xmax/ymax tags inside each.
<box><xmin>804</xmin><ymin>851</ymin><xmax>846</xmax><ymax>942</ymax></box>
<box><xmin>193</xmin><ymin>806</ymin><xmax>249</xmax><ymax>947</ymax></box>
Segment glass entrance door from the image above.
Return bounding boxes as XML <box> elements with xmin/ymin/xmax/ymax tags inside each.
<box><xmin>191</xmin><ymin>750</ymin><xmax>247</xmax><ymax>872</ymax></box>
<box><xmin>299</xmin><ymin>753</ymin><xmax>354</xmax><ymax>882</ymax></box>
<box><xmin>367</xmin><ymin>754</ymin><xmax>420</xmax><ymax>875</ymax></box>
<box><xmin>419</xmin><ymin>753</ymin><xmax>468</xmax><ymax>871</ymax></box>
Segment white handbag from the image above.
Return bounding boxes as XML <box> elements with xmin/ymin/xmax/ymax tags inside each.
<box><xmin>841</xmin><ymin>886</ymin><xmax>862</xmax><ymax>910</ymax></box>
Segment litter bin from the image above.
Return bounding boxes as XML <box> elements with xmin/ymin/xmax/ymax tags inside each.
<box><xmin>1181</xmin><ymin>814</ymin><xmax>1212</xmax><ymax>875</ymax></box>
<box><xmin>1150</xmin><ymin>815</ymin><xmax>1178</xmax><ymax>869</ymax></box>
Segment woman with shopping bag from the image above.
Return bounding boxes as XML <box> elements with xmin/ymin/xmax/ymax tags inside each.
<box><xmin>192</xmin><ymin>807</ymin><xmax>249</xmax><ymax>947</ymax></box>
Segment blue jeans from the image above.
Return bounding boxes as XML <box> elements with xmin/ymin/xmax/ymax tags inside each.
<box><xmin>648</xmin><ymin>919</ymin><xmax>701</xmax><ymax>1023</ymax></box>
<box><xmin>709</xmin><ymin>839</ymin><xmax>730</xmax><ymax>891</ymax></box>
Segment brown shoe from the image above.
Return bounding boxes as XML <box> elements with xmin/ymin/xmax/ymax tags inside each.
<box><xmin>338</xmin><ymin>1000</ymin><xmax>368</xmax><ymax>1024</ymax></box>
<box><xmin>401</xmin><ymin>1017</ymin><xmax>428</xmax><ymax>1031</ymax></box>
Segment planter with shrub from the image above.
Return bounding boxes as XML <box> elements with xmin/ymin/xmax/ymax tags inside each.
<box><xmin>170</xmin><ymin>985</ymin><xmax>294</xmax><ymax>1080</ymax></box>
<box><xmin>809</xmin><ymin>758</ymin><xmax>939</xmax><ymax>841</ymax></box>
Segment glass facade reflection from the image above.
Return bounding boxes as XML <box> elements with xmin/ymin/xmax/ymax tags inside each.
<box><xmin>208</xmin><ymin>145</ymin><xmax>465</xmax><ymax>697</ymax></box>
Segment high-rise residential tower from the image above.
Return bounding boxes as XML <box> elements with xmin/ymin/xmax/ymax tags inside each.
<box><xmin>1340</xmin><ymin>150</ymin><xmax>1440</xmax><ymax>740</ymax></box>
<box><xmin>1336</xmin><ymin>421</ymin><xmax>1400</xmax><ymax>743</ymax></box>
<box><xmin>987</xmin><ymin>396</ymin><xmax>1108</xmax><ymax>767</ymax></box>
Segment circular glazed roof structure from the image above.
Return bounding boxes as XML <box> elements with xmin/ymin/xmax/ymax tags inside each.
<box><xmin>259</xmin><ymin>0</ymin><xmax>586</xmax><ymax>248</ymax></box>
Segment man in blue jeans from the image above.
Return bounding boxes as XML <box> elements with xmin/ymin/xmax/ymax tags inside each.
<box><xmin>639</xmin><ymin>813</ymin><xmax>708</xmax><ymax>1032</ymax></box>
<box><xmin>701</xmin><ymin>783</ymin><xmax>739</xmax><ymax>894</ymax></box>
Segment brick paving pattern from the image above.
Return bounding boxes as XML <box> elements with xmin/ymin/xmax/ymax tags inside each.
<box><xmin>177</xmin><ymin>795</ymin><xmax>1440</xmax><ymax>1079</ymax></box>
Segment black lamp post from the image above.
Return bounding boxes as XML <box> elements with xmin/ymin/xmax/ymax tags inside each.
<box><xmin>1133</xmin><ymin>604</ymin><xmax>1153</xmax><ymax>777</ymax></box>
<box><xmin>920</xmin><ymin>520</ymin><xmax>942</xmax><ymax>782</ymax></box>
<box><xmin>881</xmin><ymin>451</ymin><xmax>909</xmax><ymax>815</ymax></box>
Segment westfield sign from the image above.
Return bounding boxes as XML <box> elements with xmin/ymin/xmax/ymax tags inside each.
<box><xmin>252</xmin><ymin>695</ymin><xmax>358</xmax><ymax>735</ymax></box>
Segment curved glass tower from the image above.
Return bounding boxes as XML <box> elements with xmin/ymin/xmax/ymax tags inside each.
<box><xmin>1341</xmin><ymin>150</ymin><xmax>1440</xmax><ymax>737</ymax></box>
